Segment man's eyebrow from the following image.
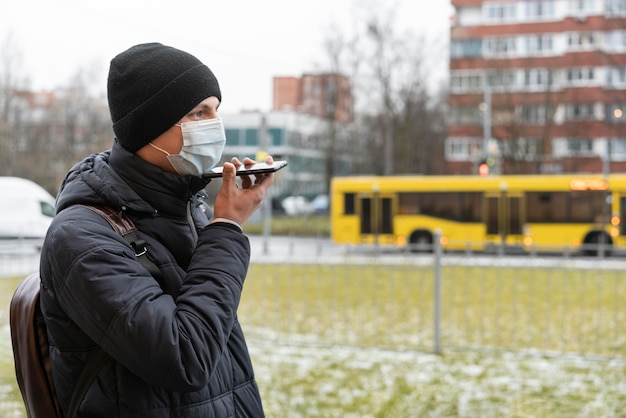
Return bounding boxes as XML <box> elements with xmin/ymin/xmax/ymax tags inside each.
<box><xmin>194</xmin><ymin>103</ymin><xmax>217</xmax><ymax>112</ymax></box>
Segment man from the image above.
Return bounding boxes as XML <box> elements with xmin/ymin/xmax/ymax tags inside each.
<box><xmin>39</xmin><ymin>43</ymin><xmax>270</xmax><ymax>417</ymax></box>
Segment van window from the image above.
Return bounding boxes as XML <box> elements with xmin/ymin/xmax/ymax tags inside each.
<box><xmin>40</xmin><ymin>201</ymin><xmax>55</xmax><ymax>217</ymax></box>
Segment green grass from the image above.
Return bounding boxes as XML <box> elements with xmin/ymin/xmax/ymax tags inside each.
<box><xmin>245</xmin><ymin>215</ymin><xmax>330</xmax><ymax>236</ymax></box>
<box><xmin>241</xmin><ymin>263</ymin><xmax>626</xmax><ymax>357</ymax></box>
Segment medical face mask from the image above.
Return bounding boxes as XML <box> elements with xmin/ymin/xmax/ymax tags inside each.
<box><xmin>150</xmin><ymin>118</ymin><xmax>226</xmax><ymax>176</ymax></box>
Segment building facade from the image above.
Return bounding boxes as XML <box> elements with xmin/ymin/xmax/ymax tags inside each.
<box><xmin>220</xmin><ymin>111</ymin><xmax>354</xmax><ymax>201</ymax></box>
<box><xmin>448</xmin><ymin>0</ymin><xmax>626</xmax><ymax>175</ymax></box>
<box><xmin>273</xmin><ymin>73</ymin><xmax>354</xmax><ymax>123</ymax></box>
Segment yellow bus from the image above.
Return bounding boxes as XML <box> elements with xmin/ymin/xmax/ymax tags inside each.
<box><xmin>330</xmin><ymin>174</ymin><xmax>626</xmax><ymax>254</ymax></box>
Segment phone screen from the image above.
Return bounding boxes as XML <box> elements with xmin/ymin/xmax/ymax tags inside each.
<box><xmin>202</xmin><ymin>160</ymin><xmax>288</xmax><ymax>178</ymax></box>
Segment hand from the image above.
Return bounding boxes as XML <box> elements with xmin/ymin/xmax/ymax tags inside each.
<box><xmin>212</xmin><ymin>155</ymin><xmax>275</xmax><ymax>226</ymax></box>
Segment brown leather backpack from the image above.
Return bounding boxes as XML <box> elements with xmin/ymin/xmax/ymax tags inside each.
<box><xmin>9</xmin><ymin>205</ymin><xmax>160</xmax><ymax>418</ymax></box>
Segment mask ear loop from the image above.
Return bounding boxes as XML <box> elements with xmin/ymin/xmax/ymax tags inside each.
<box><xmin>149</xmin><ymin>142</ymin><xmax>172</xmax><ymax>156</ymax></box>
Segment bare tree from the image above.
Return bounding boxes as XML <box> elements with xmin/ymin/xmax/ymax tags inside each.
<box><xmin>0</xmin><ymin>33</ymin><xmax>30</xmax><ymax>177</ymax></box>
<box><xmin>0</xmin><ymin>47</ymin><xmax>112</xmax><ymax>193</ymax></box>
<box><xmin>319</xmin><ymin>0</ymin><xmax>448</xmax><ymax>176</ymax></box>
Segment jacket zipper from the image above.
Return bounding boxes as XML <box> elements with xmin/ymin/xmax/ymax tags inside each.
<box><xmin>187</xmin><ymin>199</ymin><xmax>198</xmax><ymax>245</ymax></box>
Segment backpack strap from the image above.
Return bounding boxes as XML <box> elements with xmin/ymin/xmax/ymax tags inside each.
<box><xmin>79</xmin><ymin>205</ymin><xmax>163</xmax><ymax>283</ymax></box>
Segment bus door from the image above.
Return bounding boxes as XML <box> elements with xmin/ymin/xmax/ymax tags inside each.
<box><xmin>484</xmin><ymin>191</ymin><xmax>523</xmax><ymax>243</ymax></box>
<box><xmin>358</xmin><ymin>192</ymin><xmax>394</xmax><ymax>242</ymax></box>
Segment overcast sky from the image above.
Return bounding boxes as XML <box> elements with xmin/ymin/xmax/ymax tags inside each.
<box><xmin>1</xmin><ymin>0</ymin><xmax>454</xmax><ymax>113</ymax></box>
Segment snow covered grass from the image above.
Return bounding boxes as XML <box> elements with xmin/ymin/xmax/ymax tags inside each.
<box><xmin>249</xmin><ymin>340</ymin><xmax>626</xmax><ymax>417</ymax></box>
<box><xmin>241</xmin><ymin>262</ymin><xmax>626</xmax><ymax>417</ymax></box>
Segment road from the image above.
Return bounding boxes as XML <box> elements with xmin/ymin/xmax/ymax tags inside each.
<box><xmin>2</xmin><ymin>235</ymin><xmax>624</xmax><ymax>278</ymax></box>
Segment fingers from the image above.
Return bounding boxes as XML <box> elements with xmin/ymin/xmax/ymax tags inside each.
<box><xmin>213</xmin><ymin>155</ymin><xmax>276</xmax><ymax>226</ymax></box>
<box><xmin>232</xmin><ymin>156</ymin><xmax>256</xmax><ymax>167</ymax></box>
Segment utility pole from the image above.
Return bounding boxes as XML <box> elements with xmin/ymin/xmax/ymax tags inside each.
<box><xmin>258</xmin><ymin>114</ymin><xmax>272</xmax><ymax>255</ymax></box>
<box><xmin>482</xmin><ymin>73</ymin><xmax>492</xmax><ymax>163</ymax></box>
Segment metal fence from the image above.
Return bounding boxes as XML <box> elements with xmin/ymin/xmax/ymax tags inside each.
<box><xmin>241</xmin><ymin>235</ymin><xmax>626</xmax><ymax>360</ymax></box>
<box><xmin>2</xmin><ymin>237</ymin><xmax>625</xmax><ymax>360</ymax></box>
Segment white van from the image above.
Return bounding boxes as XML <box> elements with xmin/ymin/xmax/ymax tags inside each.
<box><xmin>0</xmin><ymin>177</ymin><xmax>56</xmax><ymax>251</ymax></box>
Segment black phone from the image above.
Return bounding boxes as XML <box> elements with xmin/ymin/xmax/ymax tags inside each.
<box><xmin>202</xmin><ymin>160</ymin><xmax>288</xmax><ymax>178</ymax></box>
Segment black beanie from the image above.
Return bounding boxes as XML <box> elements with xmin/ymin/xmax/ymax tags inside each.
<box><xmin>107</xmin><ymin>43</ymin><xmax>221</xmax><ymax>153</ymax></box>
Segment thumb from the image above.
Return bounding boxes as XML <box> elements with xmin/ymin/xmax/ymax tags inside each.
<box><xmin>221</xmin><ymin>162</ymin><xmax>237</xmax><ymax>184</ymax></box>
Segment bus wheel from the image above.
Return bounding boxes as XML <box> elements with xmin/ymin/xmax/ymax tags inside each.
<box><xmin>583</xmin><ymin>231</ymin><xmax>613</xmax><ymax>257</ymax></box>
<box><xmin>408</xmin><ymin>231</ymin><xmax>433</xmax><ymax>253</ymax></box>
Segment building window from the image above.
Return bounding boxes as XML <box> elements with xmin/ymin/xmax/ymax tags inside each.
<box><xmin>502</xmin><ymin>138</ymin><xmax>539</xmax><ymax>161</ymax></box>
<box><xmin>566</xmin><ymin>32</ymin><xmax>597</xmax><ymax>50</ymax></box>
<box><xmin>606</xmin><ymin>0</ymin><xmax>626</xmax><ymax>16</ymax></box>
<box><xmin>607</xmin><ymin>67</ymin><xmax>626</xmax><ymax>87</ymax></box>
<box><xmin>450</xmin><ymin>39</ymin><xmax>482</xmax><ymax>58</ymax></box>
<box><xmin>565</xmin><ymin>67</ymin><xmax>595</xmax><ymax>85</ymax></box>
<box><xmin>609</xmin><ymin>138</ymin><xmax>626</xmax><ymax>160</ymax></box>
<box><xmin>526</xmin><ymin>0</ymin><xmax>556</xmax><ymax>19</ymax></box>
<box><xmin>488</xmin><ymin>70</ymin><xmax>517</xmax><ymax>90</ymax></box>
<box><xmin>523</xmin><ymin>69</ymin><xmax>555</xmax><ymax>89</ymax></box>
<box><xmin>606</xmin><ymin>30</ymin><xmax>626</xmax><ymax>52</ymax></box>
<box><xmin>450</xmin><ymin>72</ymin><xmax>483</xmax><ymax>93</ymax></box>
<box><xmin>484</xmin><ymin>2</ymin><xmax>518</xmax><ymax>23</ymax></box>
<box><xmin>565</xmin><ymin>103</ymin><xmax>596</xmax><ymax>120</ymax></box>
<box><xmin>225</xmin><ymin>128</ymin><xmax>242</xmax><ymax>145</ymax></box>
<box><xmin>519</xmin><ymin>105</ymin><xmax>550</xmax><ymax>124</ymax></box>
<box><xmin>525</xmin><ymin>34</ymin><xmax>555</xmax><ymax>54</ymax></box>
<box><xmin>567</xmin><ymin>0</ymin><xmax>595</xmax><ymax>14</ymax></box>
<box><xmin>484</xmin><ymin>37</ymin><xmax>517</xmax><ymax>57</ymax></box>
<box><xmin>245</xmin><ymin>128</ymin><xmax>258</xmax><ymax>146</ymax></box>
<box><xmin>566</xmin><ymin>138</ymin><xmax>594</xmax><ymax>156</ymax></box>
<box><xmin>445</xmin><ymin>137</ymin><xmax>483</xmax><ymax>161</ymax></box>
<box><xmin>268</xmin><ymin>127</ymin><xmax>285</xmax><ymax>146</ymax></box>
<box><xmin>449</xmin><ymin>105</ymin><xmax>483</xmax><ymax>125</ymax></box>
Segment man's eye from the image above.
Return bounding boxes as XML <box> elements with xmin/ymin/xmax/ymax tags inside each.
<box><xmin>193</xmin><ymin>111</ymin><xmax>203</xmax><ymax>118</ymax></box>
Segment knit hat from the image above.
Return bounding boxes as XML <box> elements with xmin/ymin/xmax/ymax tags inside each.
<box><xmin>107</xmin><ymin>43</ymin><xmax>221</xmax><ymax>153</ymax></box>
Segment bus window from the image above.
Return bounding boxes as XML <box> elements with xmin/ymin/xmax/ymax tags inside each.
<box><xmin>344</xmin><ymin>193</ymin><xmax>355</xmax><ymax>215</ymax></box>
<box><xmin>359</xmin><ymin>196</ymin><xmax>393</xmax><ymax>235</ymax></box>
<box><xmin>360</xmin><ymin>197</ymin><xmax>372</xmax><ymax>234</ymax></box>
<box><xmin>569</xmin><ymin>191</ymin><xmax>605</xmax><ymax>223</ymax></box>
<box><xmin>381</xmin><ymin>197</ymin><xmax>392</xmax><ymax>234</ymax></box>
<box><xmin>460</xmin><ymin>192</ymin><xmax>482</xmax><ymax>222</ymax></box>
<box><xmin>403</xmin><ymin>192</ymin><xmax>482</xmax><ymax>222</ymax></box>
<box><xmin>486</xmin><ymin>197</ymin><xmax>499</xmax><ymax>235</ymax></box>
<box><xmin>508</xmin><ymin>197</ymin><xmax>522</xmax><ymax>235</ymax></box>
<box><xmin>398</xmin><ymin>193</ymin><xmax>420</xmax><ymax>214</ymax></box>
<box><xmin>527</xmin><ymin>191</ymin><xmax>605</xmax><ymax>223</ymax></box>
<box><xmin>622</xmin><ymin>197</ymin><xmax>626</xmax><ymax>235</ymax></box>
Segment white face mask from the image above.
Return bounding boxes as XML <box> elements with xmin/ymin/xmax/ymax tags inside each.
<box><xmin>150</xmin><ymin>118</ymin><xmax>226</xmax><ymax>176</ymax></box>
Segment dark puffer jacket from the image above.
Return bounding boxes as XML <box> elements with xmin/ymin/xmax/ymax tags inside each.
<box><xmin>39</xmin><ymin>142</ymin><xmax>264</xmax><ymax>417</ymax></box>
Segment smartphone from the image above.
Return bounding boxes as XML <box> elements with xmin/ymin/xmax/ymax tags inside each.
<box><xmin>203</xmin><ymin>160</ymin><xmax>288</xmax><ymax>178</ymax></box>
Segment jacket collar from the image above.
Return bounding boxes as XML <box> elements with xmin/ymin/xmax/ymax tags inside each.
<box><xmin>108</xmin><ymin>141</ymin><xmax>211</xmax><ymax>217</ymax></box>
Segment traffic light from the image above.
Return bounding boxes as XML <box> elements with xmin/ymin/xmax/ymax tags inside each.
<box><xmin>478</xmin><ymin>160</ymin><xmax>489</xmax><ymax>176</ymax></box>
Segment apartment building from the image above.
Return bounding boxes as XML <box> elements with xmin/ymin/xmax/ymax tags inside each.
<box><xmin>448</xmin><ymin>0</ymin><xmax>626</xmax><ymax>174</ymax></box>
